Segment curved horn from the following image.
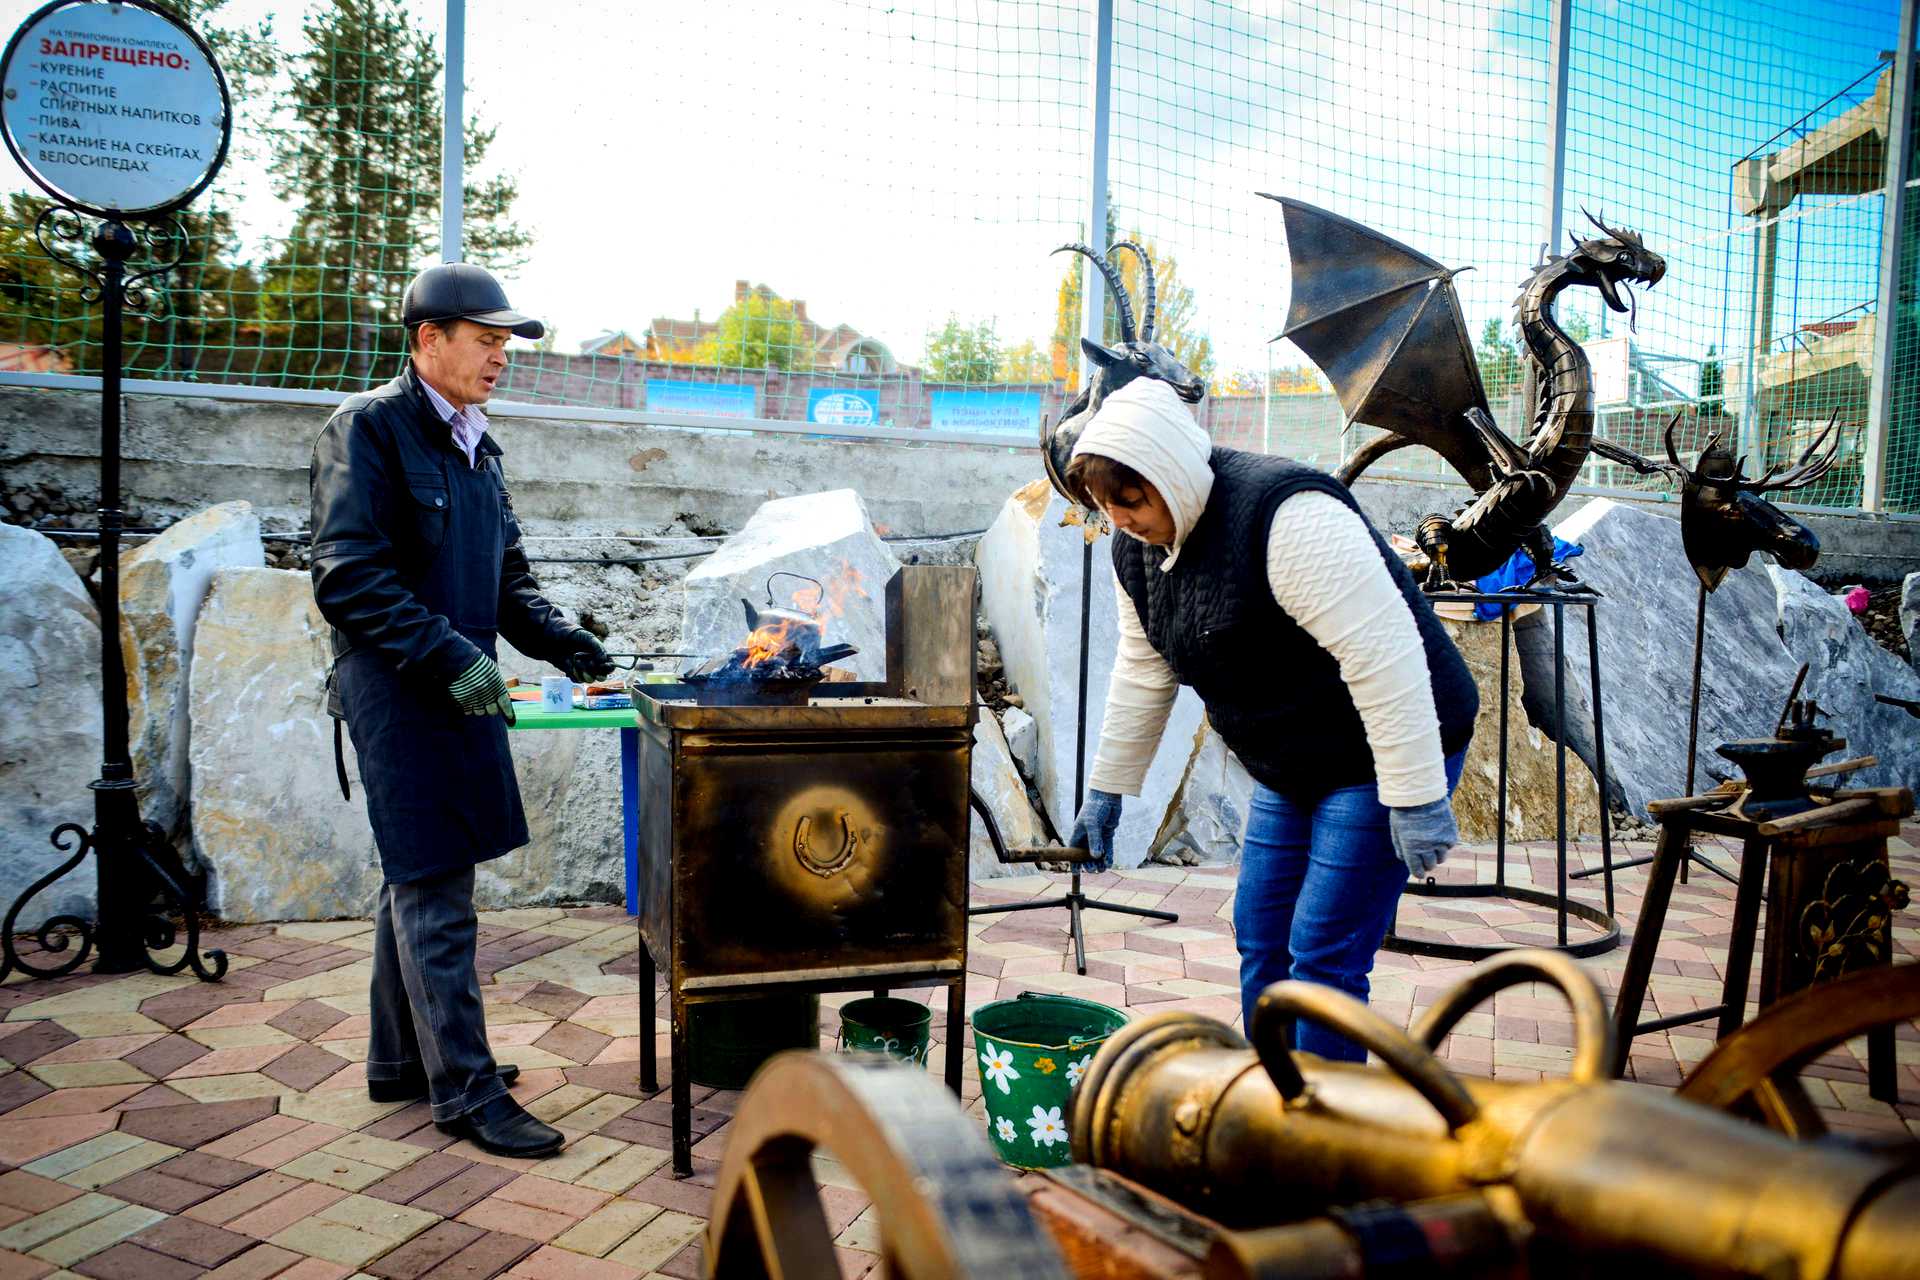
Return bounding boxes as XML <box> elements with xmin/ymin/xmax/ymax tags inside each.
<box><xmin>1665</xmin><ymin>414</ymin><xmax>1686</xmax><ymax>470</ymax></box>
<box><xmin>1584</xmin><ymin>207</ymin><xmax>1613</xmax><ymax>238</ymax></box>
<box><xmin>1108</xmin><ymin>240</ymin><xmax>1156</xmax><ymax>343</ymax></box>
<box><xmin>1052</xmin><ymin>242</ymin><xmax>1135</xmax><ymax>344</ymax></box>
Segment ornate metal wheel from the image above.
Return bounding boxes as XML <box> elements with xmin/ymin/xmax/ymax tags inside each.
<box><xmin>1677</xmin><ymin>963</ymin><xmax>1920</xmax><ymax>1138</ymax></box>
<box><xmin>707</xmin><ymin>1052</ymin><xmax>1069</xmax><ymax>1279</ymax></box>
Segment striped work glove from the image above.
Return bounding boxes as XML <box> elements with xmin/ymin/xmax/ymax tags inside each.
<box><xmin>448</xmin><ymin>655</ymin><xmax>515</xmax><ymax>724</ymax></box>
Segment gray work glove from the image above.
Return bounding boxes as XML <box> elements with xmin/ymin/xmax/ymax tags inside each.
<box><xmin>1068</xmin><ymin>789</ymin><xmax>1124</xmax><ymax>873</ymax></box>
<box><xmin>558</xmin><ymin>629</ymin><xmax>616</xmax><ymax>684</ymax></box>
<box><xmin>1389</xmin><ymin>797</ymin><xmax>1458</xmax><ymax>879</ymax></box>
<box><xmin>448</xmin><ymin>654</ymin><xmax>516</xmax><ymax>725</ymax></box>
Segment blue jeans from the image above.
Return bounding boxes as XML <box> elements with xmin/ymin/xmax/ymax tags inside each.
<box><xmin>1233</xmin><ymin>751</ymin><xmax>1466</xmax><ymax>1062</ymax></box>
<box><xmin>366</xmin><ymin>867</ymin><xmax>507</xmax><ymax>1123</ymax></box>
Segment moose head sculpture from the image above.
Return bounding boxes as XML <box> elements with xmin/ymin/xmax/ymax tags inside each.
<box><xmin>1599</xmin><ymin>414</ymin><xmax>1840</xmax><ymax>591</ymax></box>
<box><xmin>1040</xmin><ymin>240</ymin><xmax>1207</xmax><ymax>505</ymax></box>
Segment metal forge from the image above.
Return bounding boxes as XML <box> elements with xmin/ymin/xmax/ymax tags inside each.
<box><xmin>632</xmin><ymin>566</ymin><xmax>978</xmax><ymax>1176</ymax></box>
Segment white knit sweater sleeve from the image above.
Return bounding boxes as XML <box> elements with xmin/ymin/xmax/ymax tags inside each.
<box><xmin>1087</xmin><ymin>574</ymin><xmax>1181</xmax><ymax>797</ymax></box>
<box><xmin>1267</xmin><ymin>492</ymin><xmax>1448</xmax><ymax>806</ymax></box>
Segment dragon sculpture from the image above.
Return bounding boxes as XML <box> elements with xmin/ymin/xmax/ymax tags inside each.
<box><xmin>1039</xmin><ymin>241</ymin><xmax>1207</xmax><ymax>505</ymax></box>
<box><xmin>1273</xmin><ymin>198</ymin><xmax>1668</xmax><ymax>589</ymax></box>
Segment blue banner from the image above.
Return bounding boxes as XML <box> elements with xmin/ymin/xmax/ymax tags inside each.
<box><xmin>645</xmin><ymin>379</ymin><xmax>758</xmax><ymax>419</ymax></box>
<box><xmin>927</xmin><ymin>389</ymin><xmax>1044</xmax><ymax>437</ymax></box>
<box><xmin>807</xmin><ymin>388</ymin><xmax>880</xmax><ymax>426</ymax></box>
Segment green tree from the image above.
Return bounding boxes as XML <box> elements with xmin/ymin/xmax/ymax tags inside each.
<box><xmin>262</xmin><ymin>0</ymin><xmax>528</xmax><ymax>386</ymax></box>
<box><xmin>997</xmin><ymin>338</ymin><xmax>1051</xmax><ymax>383</ymax></box>
<box><xmin>924</xmin><ymin>315</ymin><xmax>1002</xmax><ymax>383</ymax></box>
<box><xmin>1699</xmin><ymin>343</ymin><xmax>1725</xmax><ymax>412</ymax></box>
<box><xmin>1475</xmin><ymin>316</ymin><xmax>1523</xmax><ymax>401</ymax></box>
<box><xmin>703</xmin><ymin>286</ymin><xmax>805</xmax><ymax>369</ymax></box>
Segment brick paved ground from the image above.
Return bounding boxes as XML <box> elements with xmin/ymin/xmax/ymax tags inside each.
<box><xmin>0</xmin><ymin>822</ymin><xmax>1914</xmax><ymax>1279</ymax></box>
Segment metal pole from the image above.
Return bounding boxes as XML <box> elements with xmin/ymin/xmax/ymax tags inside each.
<box><xmin>91</xmin><ymin>221</ymin><xmax>142</xmax><ymax>974</ymax></box>
<box><xmin>1538</xmin><ymin>0</ymin><xmax>1573</xmax><ymax>266</ymax></box>
<box><xmin>1864</xmin><ymin>1</ymin><xmax>1917</xmax><ymax>511</ymax></box>
<box><xmin>441</xmin><ymin>0</ymin><xmax>466</xmax><ymax>262</ymax></box>
<box><xmin>1081</xmin><ymin>0</ymin><xmax>1113</xmax><ymax>362</ymax></box>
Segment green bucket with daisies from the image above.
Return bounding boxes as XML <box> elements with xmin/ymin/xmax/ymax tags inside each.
<box><xmin>972</xmin><ymin>991</ymin><xmax>1128</xmax><ymax>1169</ymax></box>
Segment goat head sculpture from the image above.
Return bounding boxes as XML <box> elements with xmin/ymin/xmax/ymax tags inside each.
<box><xmin>1601</xmin><ymin>413</ymin><xmax>1840</xmax><ymax>591</ymax></box>
<box><xmin>1040</xmin><ymin>241</ymin><xmax>1206</xmax><ymax>506</ymax></box>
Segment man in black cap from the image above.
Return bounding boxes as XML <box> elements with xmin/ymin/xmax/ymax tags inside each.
<box><xmin>309</xmin><ymin>262</ymin><xmax>615</xmax><ymax>1158</ymax></box>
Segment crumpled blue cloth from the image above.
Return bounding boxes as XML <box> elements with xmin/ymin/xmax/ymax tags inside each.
<box><xmin>1472</xmin><ymin>538</ymin><xmax>1584</xmax><ymax>619</ymax></box>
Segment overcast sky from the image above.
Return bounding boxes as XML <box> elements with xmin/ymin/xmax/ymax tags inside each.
<box><xmin>2</xmin><ymin>0</ymin><xmax>1903</xmax><ymax>385</ymax></box>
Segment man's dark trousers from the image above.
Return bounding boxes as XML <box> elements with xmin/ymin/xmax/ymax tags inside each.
<box><xmin>364</xmin><ymin>868</ymin><xmax>506</xmax><ymax>1123</ymax></box>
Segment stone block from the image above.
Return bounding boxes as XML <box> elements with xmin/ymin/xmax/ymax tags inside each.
<box><xmin>188</xmin><ymin>568</ymin><xmax>381</xmax><ymax>922</ymax></box>
<box><xmin>1902</xmin><ymin>571</ymin><xmax>1919</xmax><ymax>673</ymax></box>
<box><xmin>1148</xmin><ymin>720</ymin><xmax>1253</xmax><ymax>865</ymax></box>
<box><xmin>677</xmin><ymin>489</ymin><xmax>898</xmax><ymax>682</ymax></box>
<box><xmin>1443</xmin><ymin>616</ymin><xmax>1602</xmax><ymax>842</ymax></box>
<box><xmin>121</xmin><ymin>502</ymin><xmax>264</xmax><ymax>842</ymax></box>
<box><xmin>969</xmin><ymin>706</ymin><xmax>1050</xmax><ymax>880</ymax></box>
<box><xmin>1001</xmin><ymin>705</ymin><xmax>1038</xmax><ymax>780</ymax></box>
<box><xmin>0</xmin><ymin>522</ymin><xmax>104</xmax><ymax>921</ymax></box>
<box><xmin>1770</xmin><ymin>565</ymin><xmax>1920</xmax><ymax>792</ymax></box>
<box><xmin>976</xmin><ymin>481</ymin><xmax>1204</xmax><ymax>868</ymax></box>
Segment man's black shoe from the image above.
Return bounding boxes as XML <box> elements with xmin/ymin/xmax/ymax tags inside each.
<box><xmin>435</xmin><ymin>1094</ymin><xmax>564</xmax><ymax>1158</ymax></box>
<box><xmin>367</xmin><ymin>1063</ymin><xmax>521</xmax><ymax>1104</ymax></box>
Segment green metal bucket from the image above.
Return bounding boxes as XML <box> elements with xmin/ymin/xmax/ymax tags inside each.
<box><xmin>688</xmin><ymin>994</ymin><xmax>820</xmax><ymax>1090</ymax></box>
<box><xmin>836</xmin><ymin>996</ymin><xmax>933</xmax><ymax>1065</ymax></box>
<box><xmin>971</xmin><ymin>991</ymin><xmax>1127</xmax><ymax>1169</ymax></box>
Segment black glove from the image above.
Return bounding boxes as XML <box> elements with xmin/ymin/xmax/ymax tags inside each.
<box><xmin>448</xmin><ymin>655</ymin><xmax>515</xmax><ymax>724</ymax></box>
<box><xmin>558</xmin><ymin>628</ymin><xmax>616</xmax><ymax>684</ymax></box>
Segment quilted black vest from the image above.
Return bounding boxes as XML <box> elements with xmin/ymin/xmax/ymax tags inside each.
<box><xmin>1113</xmin><ymin>447</ymin><xmax>1477</xmax><ymax>797</ymax></box>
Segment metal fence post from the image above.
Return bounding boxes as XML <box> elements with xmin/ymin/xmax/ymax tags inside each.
<box><xmin>1081</xmin><ymin>0</ymin><xmax>1113</xmax><ymax>366</ymax></box>
<box><xmin>1864</xmin><ymin>0</ymin><xmax>1917</xmax><ymax>512</ymax></box>
<box><xmin>1539</xmin><ymin>0</ymin><xmax>1573</xmax><ymax>268</ymax></box>
<box><xmin>441</xmin><ymin>0</ymin><xmax>466</xmax><ymax>263</ymax></box>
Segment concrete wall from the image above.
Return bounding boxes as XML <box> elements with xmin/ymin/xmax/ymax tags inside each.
<box><xmin>3</xmin><ymin>384</ymin><xmax>1915</xmax><ymax>581</ymax></box>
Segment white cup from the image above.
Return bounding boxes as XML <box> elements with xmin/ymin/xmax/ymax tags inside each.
<box><xmin>540</xmin><ymin>675</ymin><xmax>573</xmax><ymax>713</ymax></box>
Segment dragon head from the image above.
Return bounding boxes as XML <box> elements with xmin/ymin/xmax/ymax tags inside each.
<box><xmin>1041</xmin><ymin>241</ymin><xmax>1206</xmax><ymax>505</ymax></box>
<box><xmin>1565</xmin><ymin>210</ymin><xmax>1666</xmax><ymax>329</ymax></box>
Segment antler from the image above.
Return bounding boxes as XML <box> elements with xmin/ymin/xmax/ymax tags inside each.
<box><xmin>1746</xmin><ymin>412</ymin><xmax>1842</xmax><ymax>493</ymax></box>
<box><xmin>1052</xmin><ymin>243</ymin><xmax>1136</xmax><ymax>344</ymax></box>
<box><xmin>1108</xmin><ymin>240</ymin><xmax>1156</xmax><ymax>343</ymax></box>
<box><xmin>1581</xmin><ymin>206</ymin><xmax>1643</xmax><ymax>245</ymax></box>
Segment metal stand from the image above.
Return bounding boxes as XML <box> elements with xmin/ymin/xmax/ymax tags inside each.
<box><xmin>1571</xmin><ymin>579</ymin><xmax>1736</xmax><ymax>886</ymax></box>
<box><xmin>1</xmin><ymin>209</ymin><xmax>224</xmax><ymax>985</ymax></box>
<box><xmin>1383</xmin><ymin>589</ymin><xmax>1620</xmax><ymax>960</ymax></box>
<box><xmin>968</xmin><ymin>535</ymin><xmax>1177</xmax><ymax>975</ymax></box>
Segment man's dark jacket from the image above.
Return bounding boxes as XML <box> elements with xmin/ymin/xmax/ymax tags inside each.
<box><xmin>310</xmin><ymin>365</ymin><xmax>577</xmax><ymax>883</ymax></box>
<box><xmin>1114</xmin><ymin>447</ymin><xmax>1477</xmax><ymax>798</ymax></box>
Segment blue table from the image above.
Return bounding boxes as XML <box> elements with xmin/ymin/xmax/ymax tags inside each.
<box><xmin>507</xmin><ymin>703</ymin><xmax>642</xmax><ymax>912</ymax></box>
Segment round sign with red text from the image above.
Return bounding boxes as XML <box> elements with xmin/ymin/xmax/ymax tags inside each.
<box><xmin>0</xmin><ymin>0</ymin><xmax>229</xmax><ymax>217</ymax></box>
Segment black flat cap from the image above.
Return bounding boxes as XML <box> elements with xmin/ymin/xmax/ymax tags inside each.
<box><xmin>401</xmin><ymin>262</ymin><xmax>544</xmax><ymax>339</ymax></box>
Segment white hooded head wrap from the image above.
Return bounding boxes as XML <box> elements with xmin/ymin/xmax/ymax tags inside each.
<box><xmin>1069</xmin><ymin>376</ymin><xmax>1214</xmax><ymax>556</ymax></box>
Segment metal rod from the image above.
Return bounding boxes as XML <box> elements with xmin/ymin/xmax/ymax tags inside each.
<box><xmin>1496</xmin><ymin>604</ymin><xmax>1511</xmax><ymax>891</ymax></box>
<box><xmin>1553</xmin><ymin>602</ymin><xmax>1568</xmax><ymax>948</ymax></box>
<box><xmin>1863</xmin><ymin>0</ymin><xmax>1917</xmax><ymax>511</ymax></box>
<box><xmin>1538</xmin><ymin>0</ymin><xmax>1573</xmax><ymax>265</ymax></box>
<box><xmin>441</xmin><ymin>0</ymin><xmax>466</xmax><ymax>261</ymax></box>
<box><xmin>1633</xmin><ymin>1005</ymin><xmax>1726</xmax><ymax>1036</ymax></box>
<box><xmin>1081</xmin><ymin>0</ymin><xmax>1114</xmax><ymax>359</ymax></box>
<box><xmin>1586</xmin><ymin>600</ymin><xmax>1616</xmax><ymax>919</ymax></box>
<box><xmin>1681</xmin><ymin>580</ymin><xmax>1708</xmax><ymax>886</ymax></box>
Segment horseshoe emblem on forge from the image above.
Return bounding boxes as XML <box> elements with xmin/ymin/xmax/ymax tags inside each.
<box><xmin>793</xmin><ymin>811</ymin><xmax>860</xmax><ymax>877</ymax></box>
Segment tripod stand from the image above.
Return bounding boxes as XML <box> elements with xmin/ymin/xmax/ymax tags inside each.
<box><xmin>970</xmin><ymin>533</ymin><xmax>1178</xmax><ymax>975</ymax></box>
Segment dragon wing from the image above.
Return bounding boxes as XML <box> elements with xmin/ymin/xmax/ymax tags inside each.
<box><xmin>1263</xmin><ymin>195</ymin><xmax>1494</xmax><ymax>485</ymax></box>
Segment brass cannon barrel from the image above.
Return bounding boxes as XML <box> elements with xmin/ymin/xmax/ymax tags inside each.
<box><xmin>1070</xmin><ymin>951</ymin><xmax>1920</xmax><ymax>1279</ymax></box>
